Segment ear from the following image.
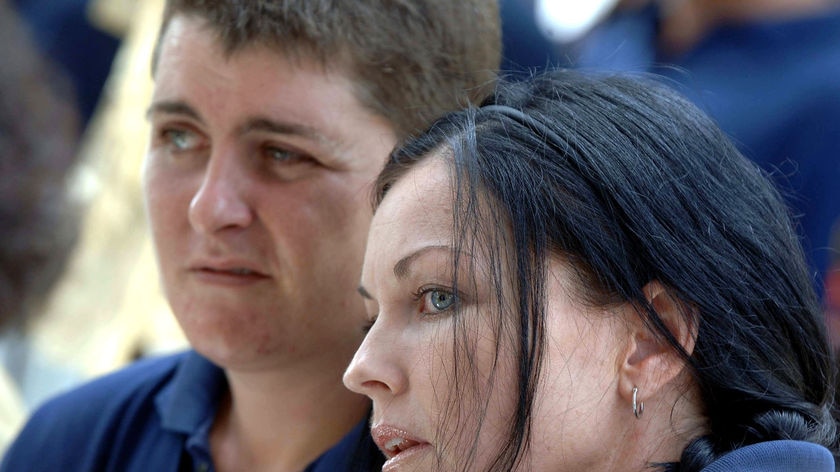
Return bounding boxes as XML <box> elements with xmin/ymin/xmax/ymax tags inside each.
<box><xmin>617</xmin><ymin>281</ymin><xmax>697</xmax><ymax>409</ymax></box>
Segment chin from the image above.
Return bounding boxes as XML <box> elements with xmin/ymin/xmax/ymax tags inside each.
<box><xmin>181</xmin><ymin>321</ymin><xmax>280</xmax><ymax>367</ymax></box>
<box><xmin>194</xmin><ymin>341</ymin><xmax>282</xmax><ymax>371</ymax></box>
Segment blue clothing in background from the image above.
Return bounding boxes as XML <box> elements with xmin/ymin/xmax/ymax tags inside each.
<box><xmin>11</xmin><ymin>0</ymin><xmax>120</xmax><ymax>126</ymax></box>
<box><xmin>573</xmin><ymin>6</ymin><xmax>840</xmax><ymax>289</ymax></box>
<box><xmin>1</xmin><ymin>351</ymin><xmax>380</xmax><ymax>472</ymax></box>
<box><xmin>500</xmin><ymin>0</ymin><xmax>563</xmax><ymax>77</ymax></box>
<box><xmin>699</xmin><ymin>440</ymin><xmax>835</xmax><ymax>471</ymax></box>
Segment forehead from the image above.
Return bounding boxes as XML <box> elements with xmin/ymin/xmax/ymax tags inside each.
<box><xmin>155</xmin><ymin>14</ymin><xmax>347</xmax><ymax>97</ymax></box>
<box><xmin>366</xmin><ymin>153</ymin><xmax>504</xmax><ymax>271</ymax></box>
<box><xmin>375</xmin><ymin>156</ymin><xmax>454</xmax><ymax>223</ymax></box>
<box><xmin>151</xmin><ymin>14</ymin><xmax>384</xmax><ymax>144</ymax></box>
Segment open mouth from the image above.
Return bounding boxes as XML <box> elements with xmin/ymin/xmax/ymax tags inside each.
<box><xmin>372</xmin><ymin>425</ymin><xmax>431</xmax><ymax>470</ymax></box>
<box><xmin>383</xmin><ymin>436</ymin><xmax>422</xmax><ymax>458</ymax></box>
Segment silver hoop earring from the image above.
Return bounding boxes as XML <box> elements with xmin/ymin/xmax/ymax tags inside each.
<box><xmin>632</xmin><ymin>387</ymin><xmax>644</xmax><ymax>419</ymax></box>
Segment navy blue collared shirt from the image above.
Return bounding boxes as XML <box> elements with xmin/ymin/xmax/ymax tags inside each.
<box><xmin>1</xmin><ymin>351</ymin><xmax>381</xmax><ymax>472</ymax></box>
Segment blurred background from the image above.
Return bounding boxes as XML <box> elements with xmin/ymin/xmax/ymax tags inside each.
<box><xmin>504</xmin><ymin>0</ymin><xmax>840</xmax><ymax>355</ymax></box>
<box><xmin>1</xmin><ymin>0</ymin><xmax>838</xmax><ymax>454</ymax></box>
<box><xmin>1</xmin><ymin>0</ymin><xmax>184</xmax><ymax>450</ymax></box>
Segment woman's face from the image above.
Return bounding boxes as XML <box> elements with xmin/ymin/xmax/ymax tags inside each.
<box><xmin>344</xmin><ymin>155</ymin><xmax>632</xmax><ymax>471</ymax></box>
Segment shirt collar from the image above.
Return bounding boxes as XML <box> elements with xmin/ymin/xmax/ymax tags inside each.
<box><xmin>151</xmin><ymin>350</ymin><xmax>382</xmax><ymax>470</ymax></box>
<box><xmin>154</xmin><ymin>350</ymin><xmax>227</xmax><ymax>434</ymax></box>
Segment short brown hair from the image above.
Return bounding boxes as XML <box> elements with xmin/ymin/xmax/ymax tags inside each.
<box><xmin>152</xmin><ymin>0</ymin><xmax>501</xmax><ymax>139</ymax></box>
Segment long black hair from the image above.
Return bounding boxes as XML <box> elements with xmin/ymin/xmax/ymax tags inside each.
<box><xmin>374</xmin><ymin>69</ymin><xmax>837</xmax><ymax>471</ymax></box>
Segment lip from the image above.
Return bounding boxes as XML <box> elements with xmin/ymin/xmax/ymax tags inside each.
<box><xmin>371</xmin><ymin>424</ymin><xmax>431</xmax><ymax>471</ymax></box>
<box><xmin>188</xmin><ymin>258</ymin><xmax>270</xmax><ymax>285</ymax></box>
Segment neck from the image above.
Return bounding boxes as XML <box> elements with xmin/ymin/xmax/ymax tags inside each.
<box><xmin>656</xmin><ymin>0</ymin><xmax>836</xmax><ymax>55</ymax></box>
<box><xmin>210</xmin><ymin>357</ymin><xmax>370</xmax><ymax>472</ymax></box>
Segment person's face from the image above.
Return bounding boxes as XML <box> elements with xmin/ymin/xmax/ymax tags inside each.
<box><xmin>344</xmin><ymin>156</ymin><xmax>629</xmax><ymax>471</ymax></box>
<box><xmin>143</xmin><ymin>15</ymin><xmax>397</xmax><ymax>370</ymax></box>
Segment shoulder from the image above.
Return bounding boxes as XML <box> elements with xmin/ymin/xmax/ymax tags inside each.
<box><xmin>34</xmin><ymin>350</ymin><xmax>186</xmax><ymax>416</ymax></box>
<box><xmin>1</xmin><ymin>351</ymin><xmax>192</xmax><ymax>471</ymax></box>
<box><xmin>700</xmin><ymin>440</ymin><xmax>836</xmax><ymax>472</ymax></box>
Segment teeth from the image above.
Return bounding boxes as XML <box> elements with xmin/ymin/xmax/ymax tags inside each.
<box><xmin>385</xmin><ymin>437</ymin><xmax>406</xmax><ymax>452</ymax></box>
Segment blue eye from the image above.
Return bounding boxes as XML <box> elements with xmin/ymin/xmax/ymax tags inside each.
<box><xmin>267</xmin><ymin>147</ymin><xmax>294</xmax><ymax>162</ymax></box>
<box><xmin>425</xmin><ymin>289</ymin><xmax>457</xmax><ymax>312</ymax></box>
<box><xmin>162</xmin><ymin>128</ymin><xmax>199</xmax><ymax>151</ymax></box>
<box><xmin>263</xmin><ymin>146</ymin><xmax>310</xmax><ymax>165</ymax></box>
<box><xmin>429</xmin><ymin>290</ymin><xmax>454</xmax><ymax>310</ymax></box>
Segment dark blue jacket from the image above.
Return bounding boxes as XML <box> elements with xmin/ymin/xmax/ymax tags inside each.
<box><xmin>1</xmin><ymin>351</ymin><xmax>381</xmax><ymax>472</ymax></box>
<box><xmin>700</xmin><ymin>440</ymin><xmax>835</xmax><ymax>471</ymax></box>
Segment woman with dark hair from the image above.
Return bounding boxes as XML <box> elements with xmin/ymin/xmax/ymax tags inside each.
<box><xmin>343</xmin><ymin>70</ymin><xmax>838</xmax><ymax>471</ymax></box>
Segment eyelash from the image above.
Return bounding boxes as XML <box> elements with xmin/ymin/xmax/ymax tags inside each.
<box><xmin>362</xmin><ymin>316</ymin><xmax>377</xmax><ymax>334</ymax></box>
<box><xmin>360</xmin><ymin>286</ymin><xmax>460</xmax><ymax>335</ymax></box>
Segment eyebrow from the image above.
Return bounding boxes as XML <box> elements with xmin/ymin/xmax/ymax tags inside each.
<box><xmin>393</xmin><ymin>245</ymin><xmax>450</xmax><ymax>280</ymax></box>
<box><xmin>357</xmin><ymin>285</ymin><xmax>373</xmax><ymax>300</ymax></box>
<box><xmin>145</xmin><ymin>100</ymin><xmax>334</xmax><ymax>149</ymax></box>
<box><xmin>146</xmin><ymin>100</ymin><xmax>203</xmax><ymax>122</ymax></box>
<box><xmin>358</xmin><ymin>245</ymin><xmax>462</xmax><ymax>301</ymax></box>
<box><xmin>239</xmin><ymin>118</ymin><xmax>329</xmax><ymax>147</ymax></box>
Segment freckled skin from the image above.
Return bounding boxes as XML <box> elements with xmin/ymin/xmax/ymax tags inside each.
<box><xmin>345</xmin><ymin>156</ymin><xmax>633</xmax><ymax>471</ymax></box>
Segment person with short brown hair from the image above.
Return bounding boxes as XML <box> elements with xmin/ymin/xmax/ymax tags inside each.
<box><xmin>1</xmin><ymin>2</ymin><xmax>501</xmax><ymax>471</ymax></box>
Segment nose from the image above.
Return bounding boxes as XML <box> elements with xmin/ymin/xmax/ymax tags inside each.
<box><xmin>343</xmin><ymin>321</ymin><xmax>407</xmax><ymax>400</ymax></box>
<box><xmin>188</xmin><ymin>149</ymin><xmax>254</xmax><ymax>233</ymax></box>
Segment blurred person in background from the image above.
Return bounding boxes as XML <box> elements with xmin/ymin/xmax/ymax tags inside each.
<box><xmin>499</xmin><ymin>0</ymin><xmax>562</xmax><ymax>77</ymax></box>
<box><xmin>500</xmin><ymin>0</ymin><xmax>618</xmax><ymax>75</ymax></box>
<box><xmin>20</xmin><ymin>0</ymin><xmax>182</xmax><ymax>393</ymax></box>
<box><xmin>9</xmin><ymin>0</ymin><xmax>122</xmax><ymax>127</ymax></box>
<box><xmin>0</xmin><ymin>0</ymin><xmax>82</xmax><ymax>454</ymax></box>
<box><xmin>2</xmin><ymin>1</ymin><xmax>501</xmax><ymax>471</ymax></box>
<box><xmin>503</xmin><ymin>0</ymin><xmax>840</xmax><ymax>343</ymax></box>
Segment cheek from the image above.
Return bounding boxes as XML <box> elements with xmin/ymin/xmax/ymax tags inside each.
<box><xmin>528</xmin><ymin>319</ymin><xmax>623</xmax><ymax>468</ymax></box>
<box><xmin>143</xmin><ymin>160</ymin><xmax>193</xmax><ymax>251</ymax></box>
<box><xmin>473</xmin><ymin>327</ymin><xmax>520</xmax><ymax>448</ymax></box>
<box><xmin>407</xmin><ymin>321</ymin><xmax>460</xmax><ymax>431</ymax></box>
<box><xmin>324</xmin><ymin>180</ymin><xmax>372</xmax><ymax>237</ymax></box>
<box><xmin>282</xmin><ymin>174</ymin><xmax>368</xmax><ymax>236</ymax></box>
<box><xmin>417</xmin><ymin>323</ymin><xmax>455</xmax><ymax>407</ymax></box>
<box><xmin>262</xmin><ymin>189</ymin><xmax>367</xmax><ymax>285</ymax></box>
<box><xmin>429</xmin><ymin>315</ymin><xmax>519</xmax><ymax>468</ymax></box>
<box><xmin>293</xmin><ymin>178</ymin><xmax>373</xmax><ymax>272</ymax></box>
